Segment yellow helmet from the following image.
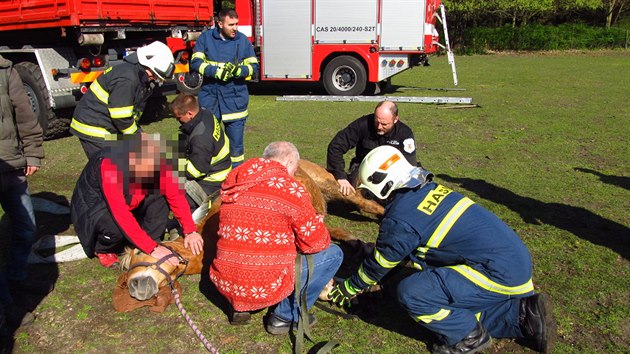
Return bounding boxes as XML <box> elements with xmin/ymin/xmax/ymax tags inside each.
<box><xmin>358</xmin><ymin>146</ymin><xmax>428</xmax><ymax>199</ymax></box>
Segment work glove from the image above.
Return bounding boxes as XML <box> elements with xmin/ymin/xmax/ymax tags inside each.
<box><xmin>329</xmin><ymin>279</ymin><xmax>361</xmax><ymax>307</ymax></box>
<box><xmin>231</xmin><ymin>65</ymin><xmax>243</xmax><ymax>78</ymax></box>
<box><xmin>215</xmin><ymin>63</ymin><xmax>235</xmax><ymax>81</ymax></box>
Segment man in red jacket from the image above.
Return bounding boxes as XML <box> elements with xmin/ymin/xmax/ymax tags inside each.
<box><xmin>210</xmin><ymin>141</ymin><xmax>343</xmax><ymax>334</ymax></box>
<box><xmin>71</xmin><ymin>133</ymin><xmax>203</xmax><ymax>269</ymax></box>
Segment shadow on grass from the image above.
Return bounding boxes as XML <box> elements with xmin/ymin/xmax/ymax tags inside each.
<box><xmin>0</xmin><ymin>191</ymin><xmax>67</xmax><ymax>352</ymax></box>
<box><xmin>574</xmin><ymin>167</ymin><xmax>630</xmax><ymax>191</ymax></box>
<box><xmin>436</xmin><ymin>174</ymin><xmax>630</xmax><ymax>260</ymax></box>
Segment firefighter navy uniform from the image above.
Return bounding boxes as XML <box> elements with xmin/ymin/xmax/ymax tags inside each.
<box><xmin>179</xmin><ymin>108</ymin><xmax>232</xmax><ymax>206</ymax></box>
<box><xmin>190</xmin><ymin>26</ymin><xmax>259</xmax><ymax>167</ymax></box>
<box><xmin>70</xmin><ymin>53</ymin><xmax>150</xmax><ymax>157</ymax></box>
<box><xmin>345</xmin><ymin>181</ymin><xmax>535</xmax><ymax>346</ymax></box>
<box><xmin>327</xmin><ymin>113</ymin><xmax>417</xmax><ymax>184</ymax></box>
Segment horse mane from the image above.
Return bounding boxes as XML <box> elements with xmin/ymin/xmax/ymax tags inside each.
<box><xmin>119</xmin><ymin>247</ymin><xmax>141</xmax><ymax>270</ymax></box>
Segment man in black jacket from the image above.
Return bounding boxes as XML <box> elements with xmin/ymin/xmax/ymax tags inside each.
<box><xmin>169</xmin><ymin>94</ymin><xmax>232</xmax><ymax>211</ymax></box>
<box><xmin>326</xmin><ymin>100</ymin><xmax>417</xmax><ymax>196</ymax></box>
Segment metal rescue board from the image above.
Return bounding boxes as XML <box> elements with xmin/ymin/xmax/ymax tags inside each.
<box><xmin>262</xmin><ymin>0</ymin><xmax>311</xmax><ymax>78</ymax></box>
<box><xmin>277</xmin><ymin>96</ymin><xmax>473</xmax><ymax>104</ymax></box>
<box><xmin>314</xmin><ymin>0</ymin><xmax>378</xmax><ymax>43</ymax></box>
<box><xmin>380</xmin><ymin>0</ymin><xmax>426</xmax><ymax>50</ymax></box>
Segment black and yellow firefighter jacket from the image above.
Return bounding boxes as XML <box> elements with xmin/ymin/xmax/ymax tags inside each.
<box><xmin>70</xmin><ymin>53</ymin><xmax>151</xmax><ymax>142</ymax></box>
<box><xmin>179</xmin><ymin>108</ymin><xmax>232</xmax><ymax>193</ymax></box>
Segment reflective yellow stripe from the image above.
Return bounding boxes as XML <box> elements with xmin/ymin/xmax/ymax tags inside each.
<box><xmin>222</xmin><ymin>110</ymin><xmax>248</xmax><ymax>121</ymax></box>
<box><xmin>357</xmin><ymin>264</ymin><xmax>378</xmax><ymax>285</ymax></box>
<box><xmin>109</xmin><ymin>106</ymin><xmax>134</xmax><ymax>119</ymax></box>
<box><xmin>90</xmin><ymin>80</ymin><xmax>109</xmax><ymax>104</ymax></box>
<box><xmin>198</xmin><ymin>62</ymin><xmax>210</xmax><ymax>75</ymax></box>
<box><xmin>412</xmin><ymin>262</ymin><xmax>423</xmax><ymax>270</ymax></box>
<box><xmin>120</xmin><ymin>122</ymin><xmax>138</xmax><ymax>134</ymax></box>
<box><xmin>426</xmin><ymin>197</ymin><xmax>475</xmax><ymax>248</ymax></box>
<box><xmin>191</xmin><ymin>52</ymin><xmax>206</xmax><ymax>60</ymax></box>
<box><xmin>231</xmin><ymin>154</ymin><xmax>245</xmax><ymax>163</ymax></box>
<box><xmin>475</xmin><ymin>312</ymin><xmax>481</xmax><ymax>321</ymax></box>
<box><xmin>186</xmin><ymin>160</ymin><xmax>203</xmax><ymax>178</ymax></box>
<box><xmin>242</xmin><ymin>56</ymin><xmax>258</xmax><ymax>64</ymax></box>
<box><xmin>70</xmin><ymin>118</ymin><xmax>111</xmax><ymax>139</ymax></box>
<box><xmin>447</xmin><ymin>264</ymin><xmax>534</xmax><ymax>295</ymax></box>
<box><xmin>374</xmin><ymin>249</ymin><xmax>399</xmax><ymax>269</ymax></box>
<box><xmin>416</xmin><ymin>309</ymin><xmax>451</xmax><ymax>324</ymax></box>
<box><xmin>202</xmin><ymin>167</ymin><xmax>231</xmax><ymax>183</ymax></box>
<box><xmin>211</xmin><ymin>143</ymin><xmax>230</xmax><ymax>165</ymax></box>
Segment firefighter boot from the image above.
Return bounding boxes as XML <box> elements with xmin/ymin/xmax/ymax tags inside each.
<box><xmin>432</xmin><ymin>322</ymin><xmax>492</xmax><ymax>354</ymax></box>
<box><xmin>519</xmin><ymin>293</ymin><xmax>556</xmax><ymax>353</ymax></box>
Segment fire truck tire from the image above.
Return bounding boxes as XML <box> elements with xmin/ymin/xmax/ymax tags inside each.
<box><xmin>176</xmin><ymin>72</ymin><xmax>203</xmax><ymax>95</ymax></box>
<box><xmin>14</xmin><ymin>61</ymin><xmax>55</xmax><ymax>137</ymax></box>
<box><xmin>322</xmin><ymin>56</ymin><xmax>367</xmax><ymax>96</ymax></box>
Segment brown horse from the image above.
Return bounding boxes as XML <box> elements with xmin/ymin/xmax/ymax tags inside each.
<box><xmin>119</xmin><ymin>159</ymin><xmax>374</xmax><ymax>302</ymax></box>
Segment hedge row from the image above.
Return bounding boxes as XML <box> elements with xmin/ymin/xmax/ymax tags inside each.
<box><xmin>456</xmin><ymin>24</ymin><xmax>629</xmax><ymax>53</ymax></box>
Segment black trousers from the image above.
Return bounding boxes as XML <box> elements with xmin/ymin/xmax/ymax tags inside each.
<box><xmin>94</xmin><ymin>194</ymin><xmax>169</xmax><ymax>254</ymax></box>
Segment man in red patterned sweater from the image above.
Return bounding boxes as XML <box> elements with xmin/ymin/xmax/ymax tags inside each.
<box><xmin>210</xmin><ymin>141</ymin><xmax>343</xmax><ymax>334</ymax></box>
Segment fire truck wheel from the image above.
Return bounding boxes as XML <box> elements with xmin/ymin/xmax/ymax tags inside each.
<box><xmin>323</xmin><ymin>56</ymin><xmax>367</xmax><ymax>96</ymax></box>
<box><xmin>14</xmin><ymin>61</ymin><xmax>55</xmax><ymax>136</ymax></box>
<box><xmin>176</xmin><ymin>71</ymin><xmax>203</xmax><ymax>95</ymax></box>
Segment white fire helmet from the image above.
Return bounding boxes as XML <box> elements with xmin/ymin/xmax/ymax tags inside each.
<box><xmin>136</xmin><ymin>41</ymin><xmax>175</xmax><ymax>81</ymax></box>
<box><xmin>358</xmin><ymin>145</ymin><xmax>424</xmax><ymax>199</ymax></box>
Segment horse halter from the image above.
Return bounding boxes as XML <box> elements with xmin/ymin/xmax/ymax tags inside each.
<box><xmin>127</xmin><ymin>245</ymin><xmax>189</xmax><ymax>289</ymax></box>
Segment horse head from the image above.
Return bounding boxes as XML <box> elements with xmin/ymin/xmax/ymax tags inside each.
<box><xmin>120</xmin><ymin>240</ymin><xmax>203</xmax><ymax>301</ymax></box>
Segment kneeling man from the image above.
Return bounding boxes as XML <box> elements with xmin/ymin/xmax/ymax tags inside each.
<box><xmin>210</xmin><ymin>141</ymin><xmax>342</xmax><ymax>334</ymax></box>
<box><xmin>71</xmin><ymin>134</ymin><xmax>203</xmax><ymax>269</ymax></box>
<box><xmin>330</xmin><ymin>146</ymin><xmax>556</xmax><ymax>354</ymax></box>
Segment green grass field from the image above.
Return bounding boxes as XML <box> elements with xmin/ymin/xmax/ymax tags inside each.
<box><xmin>8</xmin><ymin>50</ymin><xmax>630</xmax><ymax>353</ymax></box>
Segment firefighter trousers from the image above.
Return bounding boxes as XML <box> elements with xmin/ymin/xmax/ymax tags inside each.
<box><xmin>397</xmin><ymin>266</ymin><xmax>532</xmax><ymax>345</ymax></box>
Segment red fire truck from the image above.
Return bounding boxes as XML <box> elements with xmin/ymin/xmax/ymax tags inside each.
<box><xmin>0</xmin><ymin>0</ymin><xmax>450</xmax><ymax>137</ymax></box>
<box><xmin>231</xmin><ymin>0</ymin><xmax>448</xmax><ymax>96</ymax></box>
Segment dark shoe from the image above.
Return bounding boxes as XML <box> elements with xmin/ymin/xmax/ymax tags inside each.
<box><xmin>265</xmin><ymin>313</ymin><xmax>317</xmax><ymax>335</ymax></box>
<box><xmin>229</xmin><ymin>308</ymin><xmax>251</xmax><ymax>325</ymax></box>
<box><xmin>96</xmin><ymin>253</ymin><xmax>120</xmax><ymax>269</ymax></box>
<box><xmin>432</xmin><ymin>322</ymin><xmax>492</xmax><ymax>354</ymax></box>
<box><xmin>519</xmin><ymin>293</ymin><xmax>556</xmax><ymax>353</ymax></box>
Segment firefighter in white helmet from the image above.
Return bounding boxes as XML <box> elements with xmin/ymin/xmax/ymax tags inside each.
<box><xmin>70</xmin><ymin>41</ymin><xmax>175</xmax><ymax>158</ymax></box>
<box><xmin>329</xmin><ymin>146</ymin><xmax>556</xmax><ymax>354</ymax></box>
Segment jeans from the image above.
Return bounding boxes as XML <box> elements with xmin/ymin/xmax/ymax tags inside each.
<box><xmin>0</xmin><ymin>170</ymin><xmax>36</xmax><ymax>306</ymax></box>
<box><xmin>272</xmin><ymin>244</ymin><xmax>343</xmax><ymax>322</ymax></box>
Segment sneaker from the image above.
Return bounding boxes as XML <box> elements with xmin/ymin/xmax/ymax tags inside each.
<box><xmin>96</xmin><ymin>253</ymin><xmax>120</xmax><ymax>269</ymax></box>
<box><xmin>432</xmin><ymin>322</ymin><xmax>492</xmax><ymax>354</ymax></box>
<box><xmin>265</xmin><ymin>313</ymin><xmax>317</xmax><ymax>335</ymax></box>
<box><xmin>519</xmin><ymin>293</ymin><xmax>556</xmax><ymax>353</ymax></box>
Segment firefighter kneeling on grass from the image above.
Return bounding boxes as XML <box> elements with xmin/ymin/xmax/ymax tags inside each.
<box><xmin>329</xmin><ymin>146</ymin><xmax>557</xmax><ymax>354</ymax></box>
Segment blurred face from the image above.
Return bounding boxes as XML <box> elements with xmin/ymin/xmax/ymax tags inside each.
<box><xmin>129</xmin><ymin>142</ymin><xmax>160</xmax><ymax>179</ymax></box>
<box><xmin>218</xmin><ymin>16</ymin><xmax>239</xmax><ymax>39</ymax></box>
<box><xmin>374</xmin><ymin>105</ymin><xmax>399</xmax><ymax>135</ymax></box>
